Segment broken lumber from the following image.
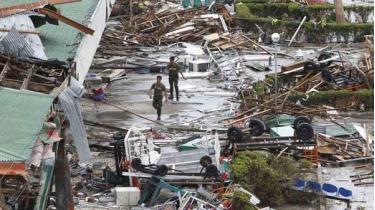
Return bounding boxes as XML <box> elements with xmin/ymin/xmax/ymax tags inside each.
<box><xmin>0</xmin><ymin>28</ymin><xmax>40</xmax><ymax>34</ymax></box>
<box><xmin>37</xmin><ymin>8</ymin><xmax>95</xmax><ymax>35</ymax></box>
<box><xmin>288</xmin><ymin>16</ymin><xmax>307</xmax><ymax>47</ymax></box>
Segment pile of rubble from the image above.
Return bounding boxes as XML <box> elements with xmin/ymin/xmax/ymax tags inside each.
<box><xmin>101</xmin><ymin>1</ymin><xmax>234</xmax><ymax>46</ymax></box>
<box><xmin>72</xmin><ymin>0</ymin><xmax>374</xmax><ymax>210</ymax></box>
<box><xmin>70</xmin><ymin>127</ymin><xmax>264</xmax><ymax>209</ymax></box>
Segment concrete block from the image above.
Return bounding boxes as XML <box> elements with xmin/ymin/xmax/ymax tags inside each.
<box><xmin>115</xmin><ymin>187</ymin><xmax>140</xmax><ymax>207</ymax></box>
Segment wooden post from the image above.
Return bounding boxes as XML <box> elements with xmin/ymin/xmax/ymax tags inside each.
<box><xmin>129</xmin><ymin>0</ymin><xmax>133</xmax><ymax>29</ymax></box>
<box><xmin>55</xmin><ymin>128</ymin><xmax>74</xmax><ymax>210</ymax></box>
<box><xmin>334</xmin><ymin>0</ymin><xmax>345</xmax><ymax>23</ymax></box>
<box><xmin>288</xmin><ymin>16</ymin><xmax>307</xmax><ymax>47</ymax></box>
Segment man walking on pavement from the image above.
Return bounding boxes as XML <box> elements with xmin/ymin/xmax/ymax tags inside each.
<box><xmin>149</xmin><ymin>75</ymin><xmax>168</xmax><ymax>121</ymax></box>
<box><xmin>167</xmin><ymin>56</ymin><xmax>186</xmax><ymax>101</ymax></box>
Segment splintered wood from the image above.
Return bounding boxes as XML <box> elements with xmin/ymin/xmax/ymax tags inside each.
<box><xmin>0</xmin><ymin>55</ymin><xmax>66</xmax><ymax>93</ymax></box>
<box><xmin>97</xmin><ymin>3</ymin><xmax>254</xmax><ymax>53</ymax></box>
<box><xmin>317</xmin><ymin>133</ymin><xmax>371</xmax><ymax>163</ymax></box>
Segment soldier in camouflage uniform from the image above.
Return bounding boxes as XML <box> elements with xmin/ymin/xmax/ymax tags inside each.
<box><xmin>149</xmin><ymin>75</ymin><xmax>167</xmax><ymax>120</ymax></box>
<box><xmin>167</xmin><ymin>56</ymin><xmax>186</xmax><ymax>101</ymax></box>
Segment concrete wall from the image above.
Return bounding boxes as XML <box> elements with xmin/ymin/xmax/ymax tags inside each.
<box><xmin>74</xmin><ymin>0</ymin><xmax>116</xmax><ymax>84</ymax></box>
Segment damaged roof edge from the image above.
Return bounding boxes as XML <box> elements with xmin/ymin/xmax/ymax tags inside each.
<box><xmin>0</xmin><ymin>0</ymin><xmax>101</xmax><ymax>62</ymax></box>
<box><xmin>0</xmin><ymin>88</ymin><xmax>54</xmax><ymax>162</ymax></box>
<box><xmin>74</xmin><ymin>0</ymin><xmax>116</xmax><ymax>84</ymax></box>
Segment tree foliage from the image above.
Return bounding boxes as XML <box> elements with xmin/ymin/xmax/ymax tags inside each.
<box><xmin>231</xmin><ymin>151</ymin><xmax>317</xmax><ymax>207</ymax></box>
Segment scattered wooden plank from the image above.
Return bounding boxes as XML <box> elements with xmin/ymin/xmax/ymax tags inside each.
<box><xmin>0</xmin><ymin>0</ymin><xmax>81</xmax><ymax>18</ymax></box>
<box><xmin>37</xmin><ymin>8</ymin><xmax>95</xmax><ymax>35</ymax></box>
<box><xmin>241</xmin><ymin>34</ymin><xmax>273</xmax><ymax>55</ymax></box>
<box><xmin>2</xmin><ymin>79</ymin><xmax>55</xmax><ymax>93</ymax></box>
<box><xmin>288</xmin><ymin>16</ymin><xmax>307</xmax><ymax>47</ymax></box>
<box><xmin>281</xmin><ymin>61</ymin><xmax>305</xmax><ymax>72</ymax></box>
<box><xmin>226</xmin><ymin>109</ymin><xmax>271</xmax><ymax>125</ymax></box>
<box><xmin>20</xmin><ymin>66</ymin><xmax>34</xmax><ymax>90</ymax></box>
<box><xmin>0</xmin><ymin>60</ymin><xmax>10</xmax><ymax>84</ymax></box>
<box><xmin>0</xmin><ymin>1</ymin><xmax>48</xmax><ymax>18</ymax></box>
<box><xmin>49</xmin><ymin>0</ymin><xmax>81</xmax><ymax>4</ymax></box>
<box><xmin>0</xmin><ymin>28</ymin><xmax>40</xmax><ymax>35</ymax></box>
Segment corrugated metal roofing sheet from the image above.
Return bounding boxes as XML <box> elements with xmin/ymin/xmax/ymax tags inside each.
<box><xmin>0</xmin><ymin>87</ymin><xmax>53</xmax><ymax>162</ymax></box>
<box><xmin>0</xmin><ymin>26</ymin><xmax>35</xmax><ymax>58</ymax></box>
<box><xmin>0</xmin><ymin>0</ymin><xmax>100</xmax><ymax>61</ymax></box>
<box><xmin>0</xmin><ymin>14</ymin><xmax>47</xmax><ymax>60</ymax></box>
<box><xmin>58</xmin><ymin>77</ymin><xmax>92</xmax><ymax>162</ymax></box>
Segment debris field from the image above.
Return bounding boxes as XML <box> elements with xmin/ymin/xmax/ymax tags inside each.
<box><xmin>0</xmin><ymin>0</ymin><xmax>373</xmax><ymax>210</ymax></box>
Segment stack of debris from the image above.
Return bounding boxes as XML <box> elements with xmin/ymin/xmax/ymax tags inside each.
<box><xmin>70</xmin><ymin>126</ymin><xmax>264</xmax><ymax>209</ymax></box>
<box><xmin>101</xmin><ymin>3</ymin><xmax>233</xmax><ymax>46</ymax></box>
<box><xmin>317</xmin><ymin>133</ymin><xmax>372</xmax><ymax>163</ymax></box>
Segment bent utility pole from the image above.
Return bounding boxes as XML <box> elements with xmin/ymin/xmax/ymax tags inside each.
<box><xmin>335</xmin><ymin>0</ymin><xmax>345</xmax><ymax>23</ymax></box>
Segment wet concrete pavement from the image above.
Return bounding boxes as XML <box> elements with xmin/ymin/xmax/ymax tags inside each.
<box><xmin>81</xmin><ymin>72</ymin><xmax>235</xmax><ymax>129</ymax></box>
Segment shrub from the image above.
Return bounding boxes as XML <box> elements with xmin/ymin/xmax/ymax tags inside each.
<box><xmin>236</xmin><ymin>3</ymin><xmax>252</xmax><ymax>18</ymax></box>
<box><xmin>231</xmin><ymin>151</ymin><xmax>317</xmax><ymax>207</ymax></box>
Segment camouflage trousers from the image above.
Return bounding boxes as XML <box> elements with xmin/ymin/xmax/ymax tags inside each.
<box><xmin>152</xmin><ymin>97</ymin><xmax>162</xmax><ymax>117</ymax></box>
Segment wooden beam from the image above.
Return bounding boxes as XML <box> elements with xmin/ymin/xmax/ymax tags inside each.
<box><xmin>288</xmin><ymin>16</ymin><xmax>307</xmax><ymax>47</ymax></box>
<box><xmin>0</xmin><ymin>60</ymin><xmax>10</xmax><ymax>84</ymax></box>
<box><xmin>0</xmin><ymin>28</ymin><xmax>40</xmax><ymax>35</ymax></box>
<box><xmin>48</xmin><ymin>0</ymin><xmax>81</xmax><ymax>5</ymax></box>
<box><xmin>281</xmin><ymin>61</ymin><xmax>305</xmax><ymax>72</ymax></box>
<box><xmin>0</xmin><ymin>63</ymin><xmax>56</xmax><ymax>83</ymax></box>
<box><xmin>50</xmin><ymin>77</ymin><xmax>69</xmax><ymax>97</ymax></box>
<box><xmin>0</xmin><ymin>1</ymin><xmax>48</xmax><ymax>18</ymax></box>
<box><xmin>37</xmin><ymin>8</ymin><xmax>95</xmax><ymax>35</ymax></box>
<box><xmin>0</xmin><ymin>0</ymin><xmax>81</xmax><ymax>18</ymax></box>
<box><xmin>2</xmin><ymin>79</ymin><xmax>55</xmax><ymax>93</ymax></box>
<box><xmin>241</xmin><ymin>34</ymin><xmax>273</xmax><ymax>55</ymax></box>
<box><xmin>21</xmin><ymin>66</ymin><xmax>34</xmax><ymax>90</ymax></box>
<box><xmin>0</xmin><ymin>162</ymin><xmax>27</xmax><ymax>177</ymax></box>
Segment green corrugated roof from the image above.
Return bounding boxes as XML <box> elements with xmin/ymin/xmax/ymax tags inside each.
<box><xmin>0</xmin><ymin>0</ymin><xmax>100</xmax><ymax>61</ymax></box>
<box><xmin>0</xmin><ymin>88</ymin><xmax>53</xmax><ymax>162</ymax></box>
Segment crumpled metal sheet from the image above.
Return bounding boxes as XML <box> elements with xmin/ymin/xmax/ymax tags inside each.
<box><xmin>157</xmin><ymin>147</ymin><xmax>216</xmax><ymax>173</ymax></box>
<box><xmin>58</xmin><ymin>77</ymin><xmax>92</xmax><ymax>162</ymax></box>
<box><xmin>0</xmin><ymin>14</ymin><xmax>47</xmax><ymax>60</ymax></box>
<box><xmin>0</xmin><ymin>26</ymin><xmax>34</xmax><ymax>58</ymax></box>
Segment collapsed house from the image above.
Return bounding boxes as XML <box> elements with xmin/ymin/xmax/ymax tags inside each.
<box><xmin>0</xmin><ymin>0</ymin><xmax>115</xmax><ymax>209</ymax></box>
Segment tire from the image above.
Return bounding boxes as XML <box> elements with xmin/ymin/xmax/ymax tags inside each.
<box><xmin>318</xmin><ymin>52</ymin><xmax>333</xmax><ymax>67</ymax></box>
<box><xmin>295</xmin><ymin>123</ymin><xmax>314</xmax><ymax>141</ymax></box>
<box><xmin>113</xmin><ymin>132</ymin><xmax>126</xmax><ymax>141</ymax></box>
<box><xmin>293</xmin><ymin>116</ymin><xmax>311</xmax><ymax>129</ymax></box>
<box><xmin>200</xmin><ymin>156</ymin><xmax>213</xmax><ymax>168</ymax></box>
<box><xmin>304</xmin><ymin>61</ymin><xmax>320</xmax><ymax>72</ymax></box>
<box><xmin>248</xmin><ymin>118</ymin><xmax>266</xmax><ymax>136</ymax></box>
<box><xmin>131</xmin><ymin>158</ymin><xmax>143</xmax><ymax>170</ymax></box>
<box><xmin>227</xmin><ymin>126</ymin><xmax>243</xmax><ymax>143</ymax></box>
<box><xmin>155</xmin><ymin>165</ymin><xmax>168</xmax><ymax>176</ymax></box>
<box><xmin>321</xmin><ymin>68</ymin><xmax>335</xmax><ymax>83</ymax></box>
<box><xmin>205</xmin><ymin>165</ymin><xmax>218</xmax><ymax>178</ymax></box>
